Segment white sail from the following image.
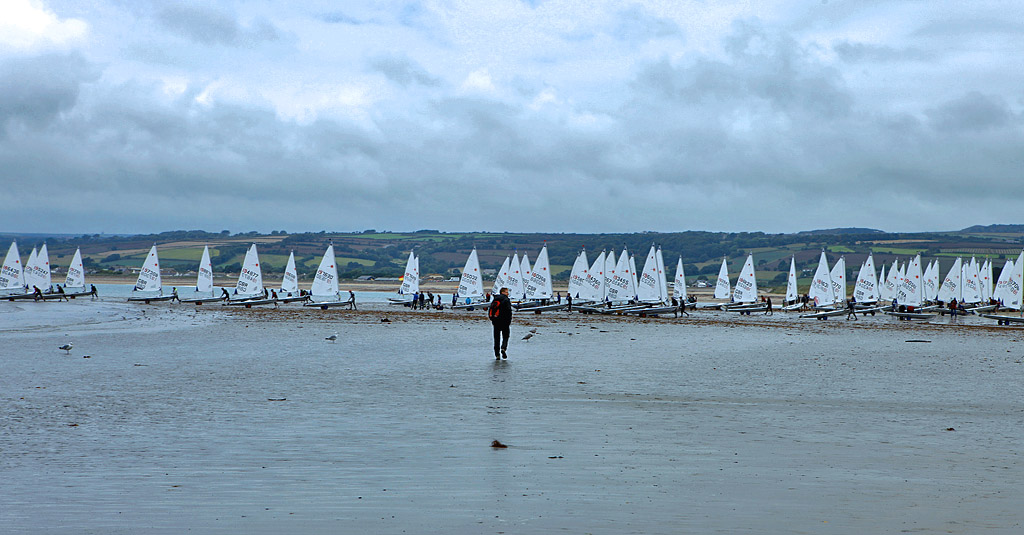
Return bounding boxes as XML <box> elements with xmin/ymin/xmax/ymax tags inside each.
<box><xmin>1003</xmin><ymin>252</ymin><xmax>1024</xmax><ymax>310</ymax></box>
<box><xmin>993</xmin><ymin>258</ymin><xmax>1014</xmax><ymax>305</ymax></box>
<box><xmin>808</xmin><ymin>251</ymin><xmax>834</xmax><ymax>307</ymax></box>
<box><xmin>1</xmin><ymin>241</ymin><xmax>25</xmax><ymax>291</ymax></box>
<box><xmin>921</xmin><ymin>260</ymin><xmax>938</xmax><ymax>302</ymax></box>
<box><xmin>937</xmin><ymin>257</ymin><xmax>963</xmax><ymax>303</ymax></box>
<box><xmin>714</xmin><ymin>257</ymin><xmax>731</xmax><ymax>300</ymax></box>
<box><xmin>882</xmin><ymin>261</ymin><xmax>902</xmax><ymax>303</ymax></box>
<box><xmin>458</xmin><ymin>248</ymin><xmax>485</xmax><ymax>299</ymax></box>
<box><xmin>656</xmin><ymin>247</ymin><xmax>668</xmax><ymax>303</ymax></box>
<box><xmin>637</xmin><ymin>245</ymin><xmax>661</xmax><ymax>303</ymax></box>
<box><xmin>852</xmin><ymin>254</ymin><xmax>878</xmax><ymax>303</ymax></box>
<box><xmin>732</xmin><ymin>253</ymin><xmax>758</xmax><ymax>303</ymax></box>
<box><xmin>193</xmin><ymin>245</ymin><xmax>214</xmax><ymax>294</ymax></box>
<box><xmin>399</xmin><ymin>251</ymin><xmax>418</xmax><ymax>295</ymax></box>
<box><xmin>829</xmin><ymin>256</ymin><xmax>847</xmax><ymax>303</ymax></box>
<box><xmin>962</xmin><ymin>257</ymin><xmax>982</xmax><ymax>304</ymax></box>
<box><xmin>24</xmin><ymin>247</ymin><xmax>39</xmax><ymax>290</ymax></box>
<box><xmin>492</xmin><ymin>256</ymin><xmax>510</xmax><ymax>295</ymax></box>
<box><xmin>980</xmin><ymin>259</ymin><xmax>993</xmax><ymax>302</ymax></box>
<box><xmin>507</xmin><ymin>253</ymin><xmax>525</xmax><ymax>300</ymax></box>
<box><xmin>35</xmin><ymin>244</ymin><xmax>52</xmax><ymax>290</ymax></box>
<box><xmin>604</xmin><ymin>250</ymin><xmax>617</xmax><ymax>302</ymax></box>
<box><xmin>280</xmin><ymin>251</ymin><xmax>298</xmax><ymax>295</ymax></box>
<box><xmin>567</xmin><ymin>249</ymin><xmax>590</xmax><ymax>300</ymax></box>
<box><xmin>585</xmin><ymin>251</ymin><xmax>606</xmax><ymax>301</ymax></box>
<box><xmin>628</xmin><ymin>254</ymin><xmax>639</xmax><ymax>300</ymax></box>
<box><xmin>235</xmin><ymin>244</ymin><xmax>264</xmax><ymax>298</ymax></box>
<box><xmin>674</xmin><ymin>256</ymin><xmax>688</xmax><ymax>302</ymax></box>
<box><xmin>606</xmin><ymin>248</ymin><xmax>634</xmax><ymax>302</ymax></box>
<box><xmin>311</xmin><ymin>244</ymin><xmax>340</xmax><ymax>299</ymax></box>
<box><xmin>895</xmin><ymin>254</ymin><xmax>924</xmax><ymax>307</ymax></box>
<box><xmin>134</xmin><ymin>245</ymin><xmax>162</xmax><ymax>294</ymax></box>
<box><xmin>877</xmin><ymin>264</ymin><xmax>888</xmax><ymax>301</ymax></box>
<box><xmin>519</xmin><ymin>254</ymin><xmax>533</xmax><ymax>300</ymax></box>
<box><xmin>785</xmin><ymin>256</ymin><xmax>798</xmax><ymax>303</ymax></box>
<box><xmin>63</xmin><ymin>248</ymin><xmax>86</xmax><ymax>289</ymax></box>
<box><xmin>525</xmin><ymin>245</ymin><xmax>553</xmax><ymax>300</ymax></box>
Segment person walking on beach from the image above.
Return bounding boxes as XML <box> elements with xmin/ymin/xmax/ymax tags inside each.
<box><xmin>488</xmin><ymin>287</ymin><xmax>513</xmax><ymax>360</ymax></box>
<box><xmin>764</xmin><ymin>296</ymin><xmax>773</xmax><ymax>315</ymax></box>
<box><xmin>846</xmin><ymin>296</ymin><xmax>858</xmax><ymax>320</ymax></box>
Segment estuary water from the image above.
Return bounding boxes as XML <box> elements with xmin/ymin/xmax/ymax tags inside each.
<box><xmin>1</xmin><ymin>298</ymin><xmax>1022</xmax><ymax>534</ymax></box>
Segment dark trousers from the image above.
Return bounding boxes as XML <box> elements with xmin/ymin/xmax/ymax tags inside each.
<box><xmin>492</xmin><ymin>322</ymin><xmax>510</xmax><ymax>356</ymax></box>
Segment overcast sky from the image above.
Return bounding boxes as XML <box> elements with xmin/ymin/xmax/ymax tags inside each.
<box><xmin>2</xmin><ymin>0</ymin><xmax>1022</xmax><ymax>235</ymax></box>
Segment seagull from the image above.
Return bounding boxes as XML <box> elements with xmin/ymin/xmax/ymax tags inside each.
<box><xmin>58</xmin><ymin>342</ymin><xmax>73</xmax><ymax>354</ymax></box>
<box><xmin>529</xmin><ymin>328</ymin><xmax>538</xmax><ymax>333</ymax></box>
<box><xmin>325</xmin><ymin>333</ymin><xmax>338</xmax><ymax>342</ymax></box>
<box><xmin>521</xmin><ymin>333</ymin><xmax>534</xmax><ymax>341</ymax></box>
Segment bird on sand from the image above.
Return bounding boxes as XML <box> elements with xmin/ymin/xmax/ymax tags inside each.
<box><xmin>325</xmin><ymin>333</ymin><xmax>338</xmax><ymax>342</ymax></box>
<box><xmin>58</xmin><ymin>342</ymin><xmax>73</xmax><ymax>354</ymax></box>
<box><xmin>521</xmin><ymin>333</ymin><xmax>534</xmax><ymax>341</ymax></box>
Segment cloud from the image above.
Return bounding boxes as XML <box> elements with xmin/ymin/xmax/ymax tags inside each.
<box><xmin>0</xmin><ymin>52</ymin><xmax>99</xmax><ymax>130</ymax></box>
<box><xmin>367</xmin><ymin>53</ymin><xmax>440</xmax><ymax>87</ymax></box>
<box><xmin>833</xmin><ymin>41</ymin><xmax>933</xmax><ymax>63</ymax></box>
<box><xmin>156</xmin><ymin>5</ymin><xmax>280</xmax><ymax>46</ymax></box>
<box><xmin>926</xmin><ymin>92</ymin><xmax>1015</xmax><ymax>132</ymax></box>
<box><xmin>0</xmin><ymin>0</ymin><xmax>87</xmax><ymax>50</ymax></box>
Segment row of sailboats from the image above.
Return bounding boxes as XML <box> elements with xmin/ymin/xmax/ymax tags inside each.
<box><xmin>2</xmin><ymin>241</ymin><xmax>93</xmax><ymax>300</ymax></box>
<box><xmin>124</xmin><ymin>243</ymin><xmax>351</xmax><ymax>308</ymax></box>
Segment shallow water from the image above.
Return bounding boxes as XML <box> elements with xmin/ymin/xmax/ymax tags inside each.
<box><xmin>1</xmin><ymin>299</ymin><xmax>1023</xmax><ymax>534</ymax></box>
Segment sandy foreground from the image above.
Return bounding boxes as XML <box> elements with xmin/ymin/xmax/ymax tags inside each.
<box><xmin>1</xmin><ymin>299</ymin><xmax>1023</xmax><ymax>534</ymax></box>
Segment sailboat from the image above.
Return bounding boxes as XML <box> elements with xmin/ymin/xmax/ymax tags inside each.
<box><xmin>782</xmin><ymin>256</ymin><xmax>802</xmax><ymax>311</ymax></box>
<box><xmin>582</xmin><ymin>250</ymin><xmax>607</xmax><ymax>304</ymax></box>
<box><xmin>276</xmin><ymin>251</ymin><xmax>308</xmax><ymax>303</ymax></box>
<box><xmin>519</xmin><ymin>253</ymin><xmax>533</xmax><ymax>301</ymax></box>
<box><xmin>566</xmin><ymin>248</ymin><xmax>589</xmax><ymax>301</ymax></box>
<box><xmin>829</xmin><ymin>256</ymin><xmax>847</xmax><ymax>305</ymax></box>
<box><xmin>305</xmin><ymin>244</ymin><xmax>350</xmax><ymax>309</ymax></box>
<box><xmin>179</xmin><ymin>245</ymin><xmax>220</xmax><ymax>304</ymax></box>
<box><xmin>605</xmin><ymin>247</ymin><xmax>635</xmax><ymax>304</ymax></box>
<box><xmin>224</xmin><ymin>244</ymin><xmax>275</xmax><ymax>307</ymax></box>
<box><xmin>491</xmin><ymin>255</ymin><xmax>511</xmax><ymax>296</ymax></box>
<box><xmin>452</xmin><ymin>248</ymin><xmax>486</xmax><ymax>309</ymax></box>
<box><xmin>623</xmin><ymin>245</ymin><xmax>676</xmax><ymax>316</ymax></box>
<box><xmin>726</xmin><ymin>253</ymin><xmax>765</xmax><ymax>314</ymax></box>
<box><xmin>983</xmin><ymin>252</ymin><xmax>1024</xmax><ymax>323</ymax></box>
<box><xmin>128</xmin><ymin>245</ymin><xmax>176</xmax><ymax>303</ymax></box>
<box><xmin>19</xmin><ymin>244</ymin><xmax>56</xmax><ymax>299</ymax></box>
<box><xmin>888</xmin><ymin>254</ymin><xmax>935</xmax><ymax>319</ymax></box>
<box><xmin>808</xmin><ymin>251</ymin><xmax>835</xmax><ymax>308</ymax></box>
<box><xmin>674</xmin><ymin>256</ymin><xmax>688</xmax><ymax>305</ymax></box>
<box><xmin>60</xmin><ymin>248</ymin><xmax>93</xmax><ymax>298</ymax></box>
<box><xmin>389</xmin><ymin>251</ymin><xmax>419</xmax><ymax>304</ymax></box>
<box><xmin>520</xmin><ymin>244</ymin><xmax>561</xmax><ymax>311</ymax></box>
<box><xmin>2</xmin><ymin>240</ymin><xmax>29</xmax><ymax>299</ymax></box>
<box><xmin>851</xmin><ymin>255</ymin><xmax>878</xmax><ymax>305</ymax></box>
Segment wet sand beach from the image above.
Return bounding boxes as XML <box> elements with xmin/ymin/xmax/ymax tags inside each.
<box><xmin>1</xmin><ymin>299</ymin><xmax>1023</xmax><ymax>534</ymax></box>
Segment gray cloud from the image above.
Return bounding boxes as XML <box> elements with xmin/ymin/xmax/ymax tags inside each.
<box><xmin>367</xmin><ymin>53</ymin><xmax>440</xmax><ymax>87</ymax></box>
<box><xmin>926</xmin><ymin>92</ymin><xmax>1016</xmax><ymax>132</ymax></box>
<box><xmin>833</xmin><ymin>41</ymin><xmax>934</xmax><ymax>63</ymax></box>
<box><xmin>0</xmin><ymin>53</ymin><xmax>100</xmax><ymax>130</ymax></box>
<box><xmin>156</xmin><ymin>5</ymin><xmax>280</xmax><ymax>46</ymax></box>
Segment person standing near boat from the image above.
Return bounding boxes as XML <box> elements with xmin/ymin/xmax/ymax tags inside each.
<box><xmin>488</xmin><ymin>287</ymin><xmax>513</xmax><ymax>360</ymax></box>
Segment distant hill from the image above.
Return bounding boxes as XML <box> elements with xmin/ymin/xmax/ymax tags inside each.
<box><xmin>796</xmin><ymin>228</ymin><xmax>885</xmax><ymax>235</ymax></box>
<box><xmin>959</xmin><ymin>224</ymin><xmax>1024</xmax><ymax>233</ymax></box>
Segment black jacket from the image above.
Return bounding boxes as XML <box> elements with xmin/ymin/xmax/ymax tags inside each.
<box><xmin>489</xmin><ymin>293</ymin><xmax>513</xmax><ymax>326</ymax></box>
